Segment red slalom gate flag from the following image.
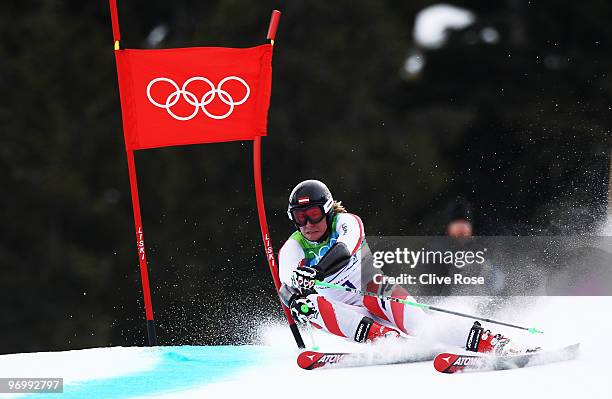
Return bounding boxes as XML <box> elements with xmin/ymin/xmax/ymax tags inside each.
<box><xmin>114</xmin><ymin>44</ymin><xmax>273</xmax><ymax>150</ymax></box>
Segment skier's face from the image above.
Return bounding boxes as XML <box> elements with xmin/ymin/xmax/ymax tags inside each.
<box><xmin>299</xmin><ymin>217</ymin><xmax>327</xmax><ymax>241</ymax></box>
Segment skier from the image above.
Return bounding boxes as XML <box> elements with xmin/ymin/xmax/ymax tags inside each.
<box><xmin>278</xmin><ymin>179</ymin><xmax>523</xmax><ymax>355</ymax></box>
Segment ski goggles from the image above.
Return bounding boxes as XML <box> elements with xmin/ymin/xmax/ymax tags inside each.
<box><xmin>289</xmin><ymin>205</ymin><xmax>326</xmax><ymax>227</ymax></box>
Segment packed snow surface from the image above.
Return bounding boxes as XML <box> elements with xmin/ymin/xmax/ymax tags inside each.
<box><xmin>1</xmin><ymin>297</ymin><xmax>610</xmax><ymax>398</ymax></box>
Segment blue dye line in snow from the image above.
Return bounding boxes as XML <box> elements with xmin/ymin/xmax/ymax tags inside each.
<box><xmin>22</xmin><ymin>345</ymin><xmax>268</xmax><ymax>399</ymax></box>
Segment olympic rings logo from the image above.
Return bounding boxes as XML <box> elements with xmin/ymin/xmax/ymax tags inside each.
<box><xmin>146</xmin><ymin>76</ymin><xmax>250</xmax><ymax>121</ymax></box>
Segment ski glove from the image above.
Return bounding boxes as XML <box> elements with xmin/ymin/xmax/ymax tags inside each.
<box><xmin>290</xmin><ymin>296</ymin><xmax>319</xmax><ymax>324</ymax></box>
<box><xmin>291</xmin><ymin>266</ymin><xmax>319</xmax><ymax>293</ymax></box>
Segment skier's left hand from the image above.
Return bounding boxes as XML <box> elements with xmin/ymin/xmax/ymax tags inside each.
<box><xmin>290</xmin><ymin>296</ymin><xmax>319</xmax><ymax>324</ymax></box>
<box><xmin>291</xmin><ymin>266</ymin><xmax>319</xmax><ymax>292</ymax></box>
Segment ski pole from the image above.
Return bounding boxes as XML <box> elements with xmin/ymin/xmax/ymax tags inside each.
<box><xmin>315</xmin><ymin>280</ymin><xmax>544</xmax><ymax>334</ymax></box>
<box><xmin>304</xmin><ymin>319</ymin><xmax>320</xmax><ymax>351</ymax></box>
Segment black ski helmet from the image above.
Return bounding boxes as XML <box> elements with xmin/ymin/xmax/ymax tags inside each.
<box><xmin>287</xmin><ymin>180</ymin><xmax>334</xmax><ymax>229</ymax></box>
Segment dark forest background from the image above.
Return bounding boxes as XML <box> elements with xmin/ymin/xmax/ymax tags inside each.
<box><xmin>1</xmin><ymin>0</ymin><xmax>610</xmax><ymax>354</ymax></box>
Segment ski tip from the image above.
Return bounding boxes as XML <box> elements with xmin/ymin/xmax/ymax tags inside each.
<box><xmin>433</xmin><ymin>353</ymin><xmax>460</xmax><ymax>373</ymax></box>
<box><xmin>297</xmin><ymin>351</ymin><xmax>322</xmax><ymax>370</ymax></box>
<box><xmin>563</xmin><ymin>342</ymin><xmax>581</xmax><ymax>355</ymax></box>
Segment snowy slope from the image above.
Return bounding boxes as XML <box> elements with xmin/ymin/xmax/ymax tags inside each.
<box><xmin>1</xmin><ymin>297</ymin><xmax>610</xmax><ymax>399</ymax></box>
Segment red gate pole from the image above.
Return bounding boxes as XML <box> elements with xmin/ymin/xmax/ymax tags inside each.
<box><xmin>252</xmin><ymin>9</ymin><xmax>304</xmax><ymax>349</ymax></box>
<box><xmin>126</xmin><ymin>150</ymin><xmax>158</xmax><ymax>346</ymax></box>
<box><xmin>253</xmin><ymin>137</ymin><xmax>305</xmax><ymax>349</ymax></box>
<box><xmin>110</xmin><ymin>0</ymin><xmax>158</xmax><ymax>346</ymax></box>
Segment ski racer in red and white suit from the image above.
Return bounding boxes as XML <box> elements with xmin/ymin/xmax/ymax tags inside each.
<box><xmin>278</xmin><ymin>180</ymin><xmax>522</xmax><ymax>355</ymax></box>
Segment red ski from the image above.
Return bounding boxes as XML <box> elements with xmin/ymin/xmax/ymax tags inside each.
<box><xmin>297</xmin><ymin>349</ymin><xmax>435</xmax><ymax>370</ymax></box>
<box><xmin>433</xmin><ymin>343</ymin><xmax>580</xmax><ymax>374</ymax></box>
<box><xmin>297</xmin><ymin>351</ymin><xmax>351</xmax><ymax>370</ymax></box>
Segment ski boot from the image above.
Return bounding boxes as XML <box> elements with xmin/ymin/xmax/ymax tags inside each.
<box><xmin>355</xmin><ymin>317</ymin><xmax>401</xmax><ymax>343</ymax></box>
<box><xmin>465</xmin><ymin>321</ymin><xmax>533</xmax><ymax>356</ymax></box>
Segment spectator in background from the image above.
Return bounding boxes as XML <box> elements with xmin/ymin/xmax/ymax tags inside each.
<box><xmin>441</xmin><ymin>197</ymin><xmax>486</xmax><ymax>296</ymax></box>
<box><xmin>444</xmin><ymin>197</ymin><xmax>509</xmax><ymax>297</ymax></box>
<box><xmin>446</xmin><ymin>197</ymin><xmax>473</xmax><ymax>238</ymax></box>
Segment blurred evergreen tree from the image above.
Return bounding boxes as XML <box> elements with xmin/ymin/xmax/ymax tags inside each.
<box><xmin>0</xmin><ymin>0</ymin><xmax>608</xmax><ymax>352</ymax></box>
